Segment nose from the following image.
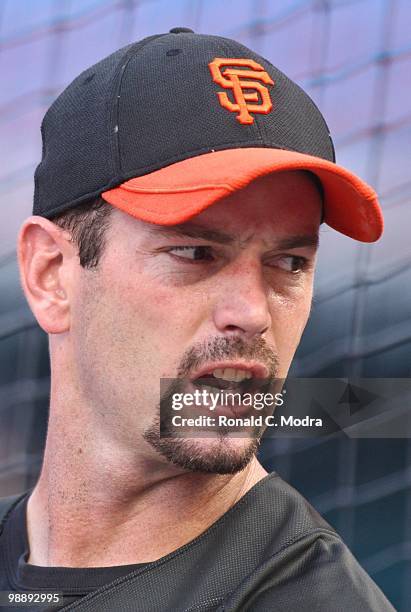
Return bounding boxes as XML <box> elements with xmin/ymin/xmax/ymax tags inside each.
<box><xmin>212</xmin><ymin>260</ymin><xmax>272</xmax><ymax>340</ymax></box>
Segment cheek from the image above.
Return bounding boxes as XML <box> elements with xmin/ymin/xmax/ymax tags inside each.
<box><xmin>71</xmin><ymin>276</ymin><xmax>177</xmax><ymax>423</ymax></box>
<box><xmin>106</xmin><ymin>276</ymin><xmax>206</xmax><ymax>376</ymax></box>
<box><xmin>269</xmin><ymin>286</ymin><xmax>313</xmax><ymax>370</ymax></box>
<box><xmin>130</xmin><ymin>275</ymin><xmax>207</xmax><ymax>328</ymax></box>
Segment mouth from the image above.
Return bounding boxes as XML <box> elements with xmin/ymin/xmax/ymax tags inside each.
<box><xmin>192</xmin><ymin>375</ymin><xmax>250</xmax><ymax>393</ymax></box>
<box><xmin>189</xmin><ymin>363</ymin><xmax>270</xmax><ymax>394</ymax></box>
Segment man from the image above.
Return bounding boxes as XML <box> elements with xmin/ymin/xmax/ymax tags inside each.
<box><xmin>0</xmin><ymin>27</ymin><xmax>393</xmax><ymax>611</ymax></box>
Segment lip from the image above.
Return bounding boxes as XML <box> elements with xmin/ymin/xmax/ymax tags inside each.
<box><xmin>189</xmin><ymin>361</ymin><xmax>270</xmax><ymax>381</ymax></box>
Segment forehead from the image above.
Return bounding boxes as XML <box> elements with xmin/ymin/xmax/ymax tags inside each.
<box><xmin>145</xmin><ymin>220</ymin><xmax>319</xmax><ymax>251</ymax></box>
<box><xmin>148</xmin><ymin>171</ymin><xmax>321</xmax><ymax>243</ymax></box>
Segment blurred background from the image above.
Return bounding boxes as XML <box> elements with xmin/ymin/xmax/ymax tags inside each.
<box><xmin>0</xmin><ymin>0</ymin><xmax>410</xmax><ymax>608</ymax></box>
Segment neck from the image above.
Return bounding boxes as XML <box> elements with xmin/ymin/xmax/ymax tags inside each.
<box><xmin>26</xmin><ymin>408</ymin><xmax>268</xmax><ymax>567</ymax></box>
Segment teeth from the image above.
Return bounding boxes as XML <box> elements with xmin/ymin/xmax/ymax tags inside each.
<box><xmin>212</xmin><ymin>368</ymin><xmax>252</xmax><ymax>382</ymax></box>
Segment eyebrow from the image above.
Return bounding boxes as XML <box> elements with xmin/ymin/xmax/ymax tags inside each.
<box><xmin>146</xmin><ymin>222</ymin><xmax>319</xmax><ymax>250</ymax></box>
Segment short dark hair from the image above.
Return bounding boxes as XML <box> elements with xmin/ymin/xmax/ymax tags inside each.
<box><xmin>51</xmin><ymin>196</ymin><xmax>113</xmax><ymax>269</ymax></box>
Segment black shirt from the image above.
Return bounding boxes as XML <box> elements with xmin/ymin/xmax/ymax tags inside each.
<box><xmin>0</xmin><ymin>490</ymin><xmax>150</xmax><ymax>610</ymax></box>
<box><xmin>0</xmin><ymin>473</ymin><xmax>396</xmax><ymax>611</ymax></box>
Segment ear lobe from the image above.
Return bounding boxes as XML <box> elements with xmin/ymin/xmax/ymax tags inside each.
<box><xmin>17</xmin><ymin>216</ymin><xmax>71</xmax><ymax>334</ymax></box>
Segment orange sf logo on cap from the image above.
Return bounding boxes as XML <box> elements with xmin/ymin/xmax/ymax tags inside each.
<box><xmin>208</xmin><ymin>58</ymin><xmax>274</xmax><ymax>125</ymax></box>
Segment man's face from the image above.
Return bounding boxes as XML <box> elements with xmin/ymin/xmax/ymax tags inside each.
<box><xmin>68</xmin><ymin>170</ymin><xmax>321</xmax><ymax>474</ymax></box>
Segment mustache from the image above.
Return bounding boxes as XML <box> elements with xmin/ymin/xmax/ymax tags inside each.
<box><xmin>176</xmin><ymin>335</ymin><xmax>279</xmax><ymax>381</ymax></box>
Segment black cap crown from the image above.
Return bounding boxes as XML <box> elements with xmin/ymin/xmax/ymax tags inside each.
<box><xmin>33</xmin><ymin>28</ymin><xmax>335</xmax><ymax>218</ymax></box>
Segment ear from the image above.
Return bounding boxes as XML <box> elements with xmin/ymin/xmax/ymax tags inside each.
<box><xmin>17</xmin><ymin>216</ymin><xmax>75</xmax><ymax>334</ymax></box>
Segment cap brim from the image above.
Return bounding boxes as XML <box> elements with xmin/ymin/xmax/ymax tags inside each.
<box><xmin>101</xmin><ymin>148</ymin><xmax>383</xmax><ymax>242</ymax></box>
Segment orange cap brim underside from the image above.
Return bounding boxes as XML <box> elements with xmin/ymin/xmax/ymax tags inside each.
<box><xmin>101</xmin><ymin>148</ymin><xmax>384</xmax><ymax>242</ymax></box>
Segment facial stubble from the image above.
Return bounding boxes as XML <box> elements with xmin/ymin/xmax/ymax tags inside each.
<box><xmin>143</xmin><ymin>336</ymin><xmax>279</xmax><ymax>474</ymax></box>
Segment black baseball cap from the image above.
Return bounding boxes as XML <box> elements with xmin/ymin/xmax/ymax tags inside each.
<box><xmin>33</xmin><ymin>27</ymin><xmax>383</xmax><ymax>242</ymax></box>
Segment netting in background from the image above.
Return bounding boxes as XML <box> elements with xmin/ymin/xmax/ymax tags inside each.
<box><xmin>0</xmin><ymin>0</ymin><xmax>410</xmax><ymax>608</ymax></box>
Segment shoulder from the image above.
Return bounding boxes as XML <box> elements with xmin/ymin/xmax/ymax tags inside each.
<box><xmin>223</xmin><ymin>530</ymin><xmax>395</xmax><ymax>611</ymax></box>
<box><xmin>221</xmin><ymin>474</ymin><xmax>395</xmax><ymax>611</ymax></box>
<box><xmin>237</xmin><ymin>472</ymin><xmax>338</xmax><ymax>548</ymax></box>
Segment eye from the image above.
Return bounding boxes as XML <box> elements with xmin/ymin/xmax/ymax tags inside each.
<box><xmin>167</xmin><ymin>246</ymin><xmax>215</xmax><ymax>263</ymax></box>
<box><xmin>272</xmin><ymin>255</ymin><xmax>309</xmax><ymax>274</ymax></box>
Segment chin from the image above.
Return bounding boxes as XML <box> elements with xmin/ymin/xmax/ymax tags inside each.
<box><xmin>144</xmin><ymin>422</ymin><xmax>261</xmax><ymax>475</ymax></box>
